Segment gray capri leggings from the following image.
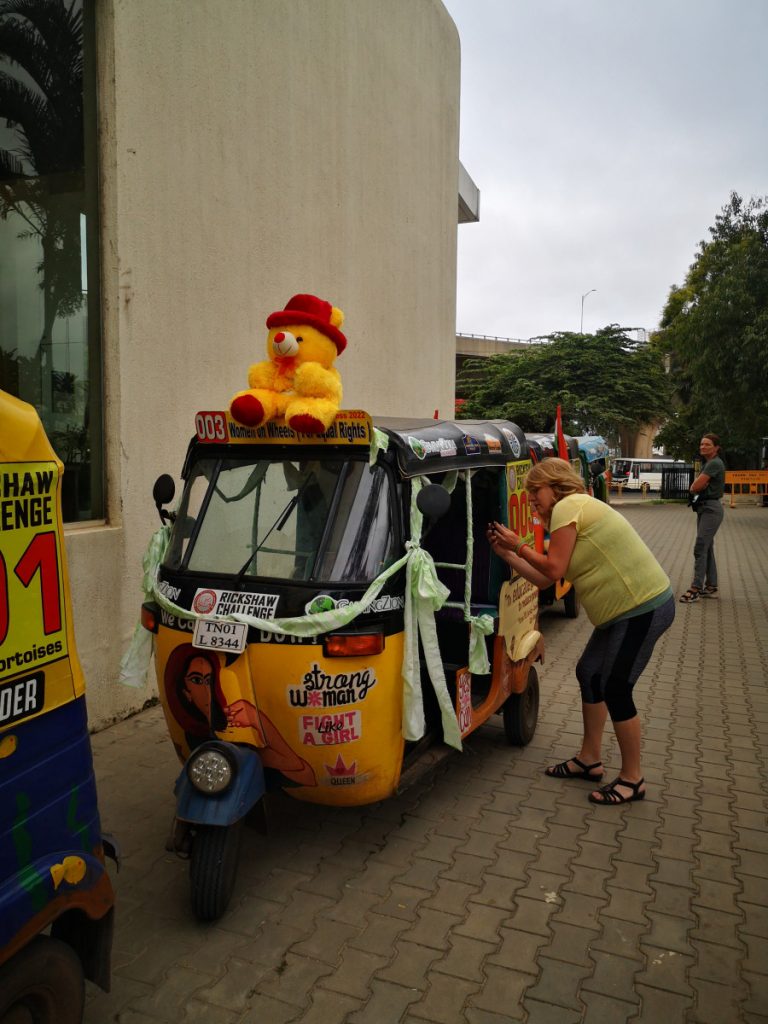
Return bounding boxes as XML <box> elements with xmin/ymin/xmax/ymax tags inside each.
<box><xmin>575</xmin><ymin>596</ymin><xmax>675</xmax><ymax>722</ymax></box>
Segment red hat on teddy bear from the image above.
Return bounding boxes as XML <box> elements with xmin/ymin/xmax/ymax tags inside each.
<box><xmin>266</xmin><ymin>294</ymin><xmax>347</xmax><ymax>355</ymax></box>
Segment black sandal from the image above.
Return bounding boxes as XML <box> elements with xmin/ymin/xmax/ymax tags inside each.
<box><xmin>588</xmin><ymin>777</ymin><xmax>645</xmax><ymax>805</ymax></box>
<box><xmin>545</xmin><ymin>757</ymin><xmax>604</xmax><ymax>781</ymax></box>
<box><xmin>701</xmin><ymin>584</ymin><xmax>719</xmax><ymax>598</ymax></box>
<box><xmin>679</xmin><ymin>587</ymin><xmax>701</xmax><ymax>603</ymax></box>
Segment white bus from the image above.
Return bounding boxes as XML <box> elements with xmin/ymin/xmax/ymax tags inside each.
<box><xmin>611</xmin><ymin>457</ymin><xmax>692</xmax><ymax>492</ymax></box>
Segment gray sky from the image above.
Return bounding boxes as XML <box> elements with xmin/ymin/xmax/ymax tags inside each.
<box><xmin>442</xmin><ymin>0</ymin><xmax>768</xmax><ymax>340</ymax></box>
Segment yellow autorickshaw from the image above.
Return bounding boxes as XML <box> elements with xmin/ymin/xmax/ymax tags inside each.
<box><xmin>138</xmin><ymin>410</ymin><xmax>545</xmax><ymax>920</ymax></box>
<box><xmin>0</xmin><ymin>390</ymin><xmax>115</xmax><ymax>1023</ymax></box>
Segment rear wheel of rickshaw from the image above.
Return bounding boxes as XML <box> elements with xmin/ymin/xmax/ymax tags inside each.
<box><xmin>503</xmin><ymin>666</ymin><xmax>539</xmax><ymax>746</ymax></box>
<box><xmin>563</xmin><ymin>585</ymin><xmax>580</xmax><ymax>619</ymax></box>
<box><xmin>189</xmin><ymin>821</ymin><xmax>243</xmax><ymax>921</ymax></box>
<box><xmin>0</xmin><ymin>936</ymin><xmax>84</xmax><ymax>1024</ymax></box>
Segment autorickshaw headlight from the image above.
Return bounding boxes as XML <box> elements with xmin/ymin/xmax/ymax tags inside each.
<box><xmin>187</xmin><ymin>746</ymin><xmax>235</xmax><ymax>794</ymax></box>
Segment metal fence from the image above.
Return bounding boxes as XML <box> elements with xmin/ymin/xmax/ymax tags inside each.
<box><xmin>661</xmin><ymin>466</ymin><xmax>694</xmax><ymax>499</ymax></box>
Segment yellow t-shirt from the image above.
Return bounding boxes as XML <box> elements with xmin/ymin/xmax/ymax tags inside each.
<box><xmin>550</xmin><ymin>493</ymin><xmax>670</xmax><ymax>627</ymax></box>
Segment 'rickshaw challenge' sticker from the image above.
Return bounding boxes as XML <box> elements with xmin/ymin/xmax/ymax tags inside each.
<box><xmin>0</xmin><ymin>462</ymin><xmax>69</xmax><ymax>681</ymax></box>
<box><xmin>192</xmin><ymin>588</ymin><xmax>279</xmax><ymax>617</ymax></box>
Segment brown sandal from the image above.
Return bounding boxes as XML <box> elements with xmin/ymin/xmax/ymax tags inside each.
<box><xmin>679</xmin><ymin>587</ymin><xmax>701</xmax><ymax>603</ymax></box>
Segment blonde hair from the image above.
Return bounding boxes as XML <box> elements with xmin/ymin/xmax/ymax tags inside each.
<box><xmin>525</xmin><ymin>458</ymin><xmax>586</xmax><ymax>501</ymax></box>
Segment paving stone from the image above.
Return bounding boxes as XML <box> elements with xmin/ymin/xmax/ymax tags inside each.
<box><xmin>515</xmin><ymin>869</ymin><xmax>571</xmax><ymax>904</ymax></box>
<box><xmin>634</xmin><ymin>983</ymin><xmax>693</xmax><ymax>1022</ymax></box>
<box><xmin>467</xmin><ymin>964</ymin><xmax>532</xmax><ymax>1018</ymax></box>
<box><xmin>395</xmin><ymin>856</ymin><xmax>446</xmax><ymax>891</ymax></box>
<box><xmin>349</xmin><ymin>859</ymin><xmax>406</xmax><ymax>896</ymax></box>
<box><xmin>573</xmin><ymin>840</ymin><xmax>618</xmax><ymax>874</ymax></box>
<box><xmin>400</xmin><ymin>907</ymin><xmax>464</xmax><ymax>951</ymax></box>
<box><xmin>647</xmin><ymin>881</ymin><xmax>695</xmax><ymax>920</ymax></box>
<box><xmin>295</xmin><ymin>987</ymin><xmax>363</xmax><ymax>1024</ymax></box>
<box><xmin>373</xmin><ymin>882</ymin><xmax>430</xmax><ymax>921</ymax></box>
<box><xmin>538</xmin><ymin>921</ymin><xmax>599</xmax><ymax>968</ymax></box>
<box><xmin>318</xmin><ymin>947</ymin><xmax>390</xmax><ymax>1000</ymax></box>
<box><xmin>408</xmin><ymin>972</ymin><xmax>483</xmax><ymax>1022</ymax></box>
<box><xmin>434</xmin><ymin>815</ymin><xmax>477</xmax><ymax>840</ymax></box>
<box><xmin>485</xmin><ymin>927</ymin><xmax>544</xmax><ymax>975</ymax></box>
<box><xmin>472</xmin><ymin>872</ymin><xmax>527</xmax><ymax>912</ymax></box>
<box><xmin>276</xmin><ymin>891</ymin><xmax>336</xmax><ymax>932</ymax></box>
<box><xmin>693</xmin><ymin>878</ymin><xmax>742</xmax><ymax>915</ymax></box>
<box><xmin>581</xmin><ymin>950</ymin><xmax>640</xmax><ymax>1004</ymax></box>
<box><xmin>182</xmin><ymin>998</ymin><xmax>243</xmax><ymax>1023</ymax></box>
<box><xmin>347</xmin><ymin>978</ymin><xmax>421</xmax><ymax>1023</ymax></box>
<box><xmin>376</xmin><ymin>940</ymin><xmax>442</xmax><ymax>991</ymax></box>
<box><xmin>497</xmin><ymin>828</ymin><xmax>543</xmax><ymax>855</ymax></box>
<box><xmin>462</xmin><ymin>1007</ymin><xmax>528</xmax><ymax>1024</ymax></box>
<box><xmin>524</xmin><ymin>956</ymin><xmax>592</xmax><ymax>1011</ymax></box>
<box><xmin>743</xmin><ymin>970</ymin><xmax>768</xmax><ymax>1016</ymax></box>
<box><xmin>742</xmin><ymin>933</ymin><xmax>768</xmax><ymax>976</ymax></box>
<box><xmin>347</xmin><ymin>912</ymin><xmax>410</xmax><ymax>955</ymax></box>
<box><xmin>579</xmin><ymin>990</ymin><xmax>637</xmax><ymax>1023</ymax></box>
<box><xmin>736</xmin><ymin>851</ymin><xmax>768</xmax><ymax>879</ymax></box>
<box><xmin>422</xmin><ymin>877</ymin><xmax>479</xmax><ymax>916</ymax></box>
<box><xmin>441</xmin><ymin>852</ymin><xmax>496</xmax><ymax>885</ymax></box>
<box><xmin>290</xmin><ymin>917</ymin><xmax>360</xmax><ymax>964</ymax></box>
<box><xmin>686</xmin><ymin>976</ymin><xmax>746</xmax><ymax>1023</ymax></box>
<box><xmin>741</xmin><ymin>904</ymin><xmax>768</xmax><ymax>939</ymax></box>
<box><xmin>562</xmin><ymin>864</ymin><xmax>611</xmax><ymax>899</ymax></box>
<box><xmin>598</xmin><ymin>886</ymin><xmax>646</xmax><ymax>926</ymax></box>
<box><xmin>455</xmin><ymin>902</ymin><xmax>510</xmax><ymax>944</ymax></box>
<box><xmin>695</xmin><ymin>829</ymin><xmax>741</xmax><ymax>859</ymax></box>
<box><xmin>520</xmin><ymin>1000</ymin><xmax>582</xmax><ymax>1023</ymax></box>
<box><xmin>415</xmin><ymin>833</ymin><xmax>466</xmax><ymax>864</ymax></box>
<box><xmin>636</xmin><ymin>947</ymin><xmax>695</xmax><ymax>997</ymax></box>
<box><xmin>504</xmin><ymin>896</ymin><xmax>559</xmax><ymax>937</ymax></box>
<box><xmin>250</xmin><ymin>954</ymin><xmax>335</xmax><ymax>1009</ymax></box>
<box><xmin>589</xmin><ymin>918</ymin><xmax>647</xmax><ymax>963</ymax></box>
<box><xmin>484</xmin><ymin>849</ymin><xmax>534</xmax><ymax>881</ymax></box>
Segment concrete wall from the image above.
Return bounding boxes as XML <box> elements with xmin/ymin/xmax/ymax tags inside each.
<box><xmin>68</xmin><ymin>0</ymin><xmax>461</xmax><ymax>729</ymax></box>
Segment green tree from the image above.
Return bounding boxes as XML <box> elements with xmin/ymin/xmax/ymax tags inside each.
<box><xmin>653</xmin><ymin>192</ymin><xmax>768</xmax><ymax>467</ymax></box>
<box><xmin>457</xmin><ymin>326</ymin><xmax>672</xmax><ymax>442</ymax></box>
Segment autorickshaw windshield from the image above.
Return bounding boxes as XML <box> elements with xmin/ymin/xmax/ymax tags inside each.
<box><xmin>163</xmin><ymin>456</ymin><xmax>395</xmax><ymax>583</ymax></box>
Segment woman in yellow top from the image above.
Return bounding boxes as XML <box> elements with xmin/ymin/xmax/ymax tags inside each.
<box><xmin>488</xmin><ymin>458</ymin><xmax>674</xmax><ymax>805</ymax></box>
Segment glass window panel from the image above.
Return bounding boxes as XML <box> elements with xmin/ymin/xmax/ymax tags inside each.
<box><xmin>169</xmin><ymin>457</ymin><xmax>395</xmax><ymax>585</ymax></box>
<box><xmin>0</xmin><ymin>0</ymin><xmax>102</xmax><ymax>521</ymax></box>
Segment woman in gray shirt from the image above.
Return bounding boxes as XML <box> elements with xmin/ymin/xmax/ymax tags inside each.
<box><xmin>679</xmin><ymin>433</ymin><xmax>725</xmax><ymax>602</ymax></box>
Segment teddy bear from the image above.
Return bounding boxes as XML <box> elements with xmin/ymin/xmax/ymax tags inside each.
<box><xmin>229</xmin><ymin>294</ymin><xmax>346</xmax><ymax>435</ymax></box>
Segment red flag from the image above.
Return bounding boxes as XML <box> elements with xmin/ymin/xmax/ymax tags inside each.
<box><xmin>555</xmin><ymin>404</ymin><xmax>569</xmax><ymax>460</ymax></box>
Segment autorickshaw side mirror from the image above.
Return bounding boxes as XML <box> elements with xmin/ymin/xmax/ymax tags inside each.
<box><xmin>417</xmin><ymin>483</ymin><xmax>451</xmax><ymax>523</ymax></box>
<box><xmin>153</xmin><ymin>474</ymin><xmax>176</xmax><ymax>523</ymax></box>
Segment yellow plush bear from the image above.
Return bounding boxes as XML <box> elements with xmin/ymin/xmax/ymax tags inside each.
<box><xmin>230</xmin><ymin>294</ymin><xmax>346</xmax><ymax>434</ymax></box>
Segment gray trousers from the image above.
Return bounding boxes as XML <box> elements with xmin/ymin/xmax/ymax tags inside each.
<box><xmin>693</xmin><ymin>500</ymin><xmax>724</xmax><ymax>588</ymax></box>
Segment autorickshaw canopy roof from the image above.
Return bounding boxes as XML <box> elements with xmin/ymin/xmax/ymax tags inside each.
<box><xmin>374</xmin><ymin>418</ymin><xmax>528</xmax><ymax>478</ymax></box>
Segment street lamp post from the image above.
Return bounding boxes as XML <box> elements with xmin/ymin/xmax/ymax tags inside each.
<box><xmin>580</xmin><ymin>289</ymin><xmax>596</xmax><ymax>333</ymax></box>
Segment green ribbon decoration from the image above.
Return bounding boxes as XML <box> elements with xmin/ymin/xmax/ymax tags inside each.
<box><xmin>119</xmin><ymin>476</ymin><xmax>464</xmax><ymax>749</ymax></box>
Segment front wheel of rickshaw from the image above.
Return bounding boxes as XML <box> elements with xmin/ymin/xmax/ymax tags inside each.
<box><xmin>563</xmin><ymin>585</ymin><xmax>580</xmax><ymax>619</ymax></box>
<box><xmin>503</xmin><ymin>666</ymin><xmax>540</xmax><ymax>746</ymax></box>
<box><xmin>0</xmin><ymin>936</ymin><xmax>84</xmax><ymax>1024</ymax></box>
<box><xmin>189</xmin><ymin>821</ymin><xmax>243</xmax><ymax>922</ymax></box>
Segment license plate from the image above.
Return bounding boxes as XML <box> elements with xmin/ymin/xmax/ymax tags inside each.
<box><xmin>192</xmin><ymin>619</ymin><xmax>247</xmax><ymax>653</ymax></box>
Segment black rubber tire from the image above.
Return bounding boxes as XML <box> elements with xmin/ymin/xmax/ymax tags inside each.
<box><xmin>0</xmin><ymin>936</ymin><xmax>84</xmax><ymax>1024</ymax></box>
<box><xmin>503</xmin><ymin>667</ymin><xmax>540</xmax><ymax>746</ymax></box>
<box><xmin>189</xmin><ymin>822</ymin><xmax>243</xmax><ymax>922</ymax></box>
<box><xmin>563</xmin><ymin>585</ymin><xmax>580</xmax><ymax>619</ymax></box>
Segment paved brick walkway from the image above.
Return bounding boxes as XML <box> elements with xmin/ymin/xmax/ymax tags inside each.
<box><xmin>84</xmin><ymin>500</ymin><xmax>768</xmax><ymax>1023</ymax></box>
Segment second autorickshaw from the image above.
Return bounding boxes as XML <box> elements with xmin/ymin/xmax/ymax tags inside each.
<box><xmin>138</xmin><ymin>410</ymin><xmax>544</xmax><ymax>920</ymax></box>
